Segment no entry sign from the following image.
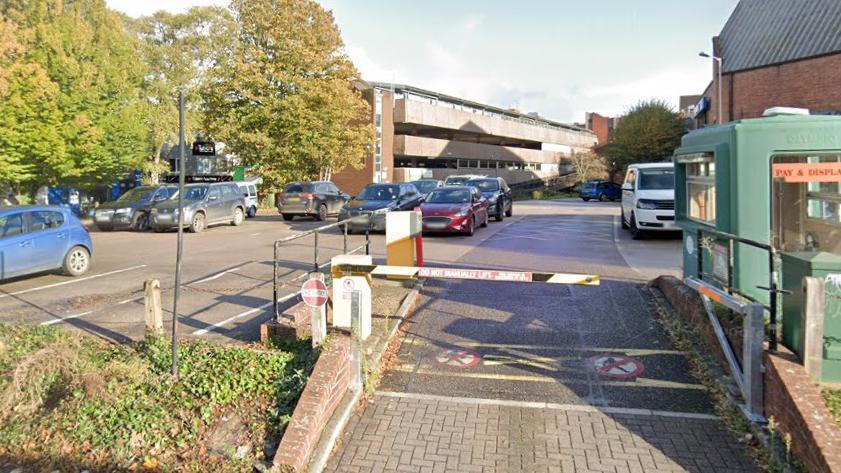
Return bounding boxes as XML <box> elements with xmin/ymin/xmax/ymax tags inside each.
<box><xmin>301</xmin><ymin>278</ymin><xmax>328</xmax><ymax>308</ymax></box>
<box><xmin>433</xmin><ymin>348</ymin><xmax>481</xmax><ymax>368</ymax></box>
<box><xmin>589</xmin><ymin>354</ymin><xmax>645</xmax><ymax>379</ymax></box>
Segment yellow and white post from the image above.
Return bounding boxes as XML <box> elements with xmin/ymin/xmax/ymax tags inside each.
<box><xmin>386</xmin><ymin>210</ymin><xmax>423</xmax><ymax>268</ymax></box>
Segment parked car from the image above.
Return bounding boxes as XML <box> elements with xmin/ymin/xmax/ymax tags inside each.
<box><xmin>276</xmin><ymin>181</ymin><xmax>349</xmax><ymax>221</ymax></box>
<box><xmin>579</xmin><ymin>180</ymin><xmax>622</xmax><ymax>202</ymax></box>
<box><xmin>620</xmin><ymin>162</ymin><xmax>676</xmax><ymax>239</ymax></box>
<box><xmin>0</xmin><ymin>206</ymin><xmax>93</xmax><ymax>280</ymax></box>
<box><xmin>236</xmin><ymin>181</ymin><xmax>259</xmax><ymax>218</ymax></box>
<box><xmin>444</xmin><ymin>174</ymin><xmax>486</xmax><ymax>186</ymax></box>
<box><xmin>466</xmin><ymin>177</ymin><xmax>512</xmax><ymax>222</ymax></box>
<box><xmin>94</xmin><ymin>185</ymin><xmax>176</xmax><ymax>231</ymax></box>
<box><xmin>338</xmin><ymin>183</ymin><xmax>424</xmax><ymax>232</ymax></box>
<box><xmin>410</xmin><ymin>179</ymin><xmax>443</xmax><ymax>196</ymax></box>
<box><xmin>150</xmin><ymin>182</ymin><xmax>246</xmax><ymax>233</ymax></box>
<box><xmin>420</xmin><ymin>186</ymin><xmax>489</xmax><ymax>236</ymax></box>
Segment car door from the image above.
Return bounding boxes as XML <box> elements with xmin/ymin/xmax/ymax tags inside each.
<box><xmin>28</xmin><ymin>210</ymin><xmax>70</xmax><ymax>271</ymax></box>
<box><xmin>621</xmin><ymin>169</ymin><xmax>636</xmax><ymax>219</ymax></box>
<box><xmin>0</xmin><ymin>212</ymin><xmax>33</xmax><ymax>279</ymax></box>
<box><xmin>472</xmin><ymin>188</ymin><xmax>486</xmax><ymax>220</ymax></box>
<box><xmin>499</xmin><ymin>178</ymin><xmax>512</xmax><ymax>211</ymax></box>
<box><xmin>206</xmin><ymin>185</ymin><xmax>225</xmax><ymax>222</ymax></box>
<box><xmin>327</xmin><ymin>183</ymin><xmax>343</xmax><ymax>213</ymax></box>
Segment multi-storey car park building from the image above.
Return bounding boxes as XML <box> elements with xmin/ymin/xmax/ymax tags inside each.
<box><xmin>332</xmin><ymin>82</ymin><xmax>598</xmax><ymax>194</ymax></box>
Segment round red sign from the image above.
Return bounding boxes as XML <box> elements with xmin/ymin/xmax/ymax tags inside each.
<box><xmin>589</xmin><ymin>354</ymin><xmax>645</xmax><ymax>379</ymax></box>
<box><xmin>301</xmin><ymin>278</ymin><xmax>328</xmax><ymax>307</ymax></box>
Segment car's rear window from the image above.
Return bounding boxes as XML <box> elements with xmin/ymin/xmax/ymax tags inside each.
<box><xmin>467</xmin><ymin>179</ymin><xmax>499</xmax><ymax>191</ymax></box>
<box><xmin>284</xmin><ymin>183</ymin><xmax>312</xmax><ymax>193</ymax></box>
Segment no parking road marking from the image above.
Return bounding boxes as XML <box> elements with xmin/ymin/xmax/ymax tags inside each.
<box><xmin>590</xmin><ymin>354</ymin><xmax>645</xmax><ymax>379</ymax></box>
<box><xmin>433</xmin><ymin>348</ymin><xmax>481</xmax><ymax>368</ymax></box>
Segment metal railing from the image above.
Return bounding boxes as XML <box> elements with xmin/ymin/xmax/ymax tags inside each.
<box><xmin>693</xmin><ymin>226</ymin><xmax>782</xmax><ymax>351</ymax></box>
<box><xmin>272</xmin><ymin>215</ymin><xmax>372</xmax><ymax>317</ymax></box>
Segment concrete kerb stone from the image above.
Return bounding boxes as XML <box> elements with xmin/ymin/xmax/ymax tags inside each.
<box><xmin>267</xmin><ymin>280</ymin><xmax>425</xmax><ymax>473</ymax></box>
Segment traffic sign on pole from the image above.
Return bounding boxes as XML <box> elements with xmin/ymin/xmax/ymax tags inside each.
<box><xmin>301</xmin><ymin>278</ymin><xmax>328</xmax><ymax>308</ymax></box>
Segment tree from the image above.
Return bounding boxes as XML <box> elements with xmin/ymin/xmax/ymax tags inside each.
<box><xmin>130</xmin><ymin>7</ymin><xmax>236</xmax><ymax>183</ymax></box>
<box><xmin>203</xmin><ymin>0</ymin><xmax>374</xmax><ymax>189</ymax></box>
<box><xmin>605</xmin><ymin>100</ymin><xmax>687</xmax><ymax>172</ymax></box>
<box><xmin>569</xmin><ymin>150</ymin><xmax>607</xmax><ymax>184</ymax></box>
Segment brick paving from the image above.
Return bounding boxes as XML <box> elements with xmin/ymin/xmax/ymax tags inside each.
<box><xmin>325</xmin><ymin>394</ymin><xmax>758</xmax><ymax>473</ymax></box>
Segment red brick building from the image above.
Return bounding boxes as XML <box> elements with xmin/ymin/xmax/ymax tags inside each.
<box><xmin>696</xmin><ymin>0</ymin><xmax>841</xmax><ymax>125</ymax></box>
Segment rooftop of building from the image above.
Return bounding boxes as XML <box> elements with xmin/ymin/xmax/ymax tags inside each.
<box><xmin>366</xmin><ymin>81</ymin><xmax>592</xmax><ymax>135</ymax></box>
<box><xmin>720</xmin><ymin>0</ymin><xmax>841</xmax><ymax>73</ymax></box>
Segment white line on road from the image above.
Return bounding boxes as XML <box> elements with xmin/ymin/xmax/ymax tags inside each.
<box><xmin>189</xmin><ymin>266</ymin><xmax>244</xmax><ymax>285</ymax></box>
<box><xmin>191</xmin><ymin>291</ymin><xmax>299</xmax><ymax>336</ymax></box>
<box><xmin>376</xmin><ymin>391</ymin><xmax>719</xmax><ymax>420</ymax></box>
<box><xmin>40</xmin><ymin>310</ymin><xmax>93</xmax><ymax>326</ymax></box>
<box><xmin>250</xmin><ymin>232</ymin><xmax>261</xmax><ymax>236</ymax></box>
<box><xmin>0</xmin><ymin>265</ymin><xmax>148</xmax><ymax>299</ymax></box>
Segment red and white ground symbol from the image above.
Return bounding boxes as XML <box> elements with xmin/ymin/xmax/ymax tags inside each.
<box><xmin>301</xmin><ymin>278</ymin><xmax>328</xmax><ymax>308</ymax></box>
<box><xmin>433</xmin><ymin>348</ymin><xmax>481</xmax><ymax>369</ymax></box>
<box><xmin>589</xmin><ymin>354</ymin><xmax>645</xmax><ymax>379</ymax></box>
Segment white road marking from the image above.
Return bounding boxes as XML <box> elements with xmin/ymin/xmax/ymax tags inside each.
<box><xmin>191</xmin><ymin>291</ymin><xmax>299</xmax><ymax>336</ymax></box>
<box><xmin>40</xmin><ymin>310</ymin><xmax>93</xmax><ymax>326</ymax></box>
<box><xmin>189</xmin><ymin>266</ymin><xmax>244</xmax><ymax>285</ymax></box>
<box><xmin>376</xmin><ymin>391</ymin><xmax>719</xmax><ymax>420</ymax></box>
<box><xmin>0</xmin><ymin>265</ymin><xmax>148</xmax><ymax>299</ymax></box>
<box><xmin>250</xmin><ymin>232</ymin><xmax>261</xmax><ymax>236</ymax></box>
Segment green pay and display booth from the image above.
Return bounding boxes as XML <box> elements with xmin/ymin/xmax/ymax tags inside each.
<box><xmin>674</xmin><ymin>112</ymin><xmax>841</xmax><ymax>383</ymax></box>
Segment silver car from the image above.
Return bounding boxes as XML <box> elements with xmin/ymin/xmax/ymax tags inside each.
<box><xmin>150</xmin><ymin>182</ymin><xmax>246</xmax><ymax>233</ymax></box>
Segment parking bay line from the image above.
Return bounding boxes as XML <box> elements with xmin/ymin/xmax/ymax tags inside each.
<box><xmin>188</xmin><ymin>266</ymin><xmax>244</xmax><ymax>285</ymax></box>
<box><xmin>376</xmin><ymin>391</ymin><xmax>719</xmax><ymax>420</ymax></box>
<box><xmin>389</xmin><ymin>365</ymin><xmax>707</xmax><ymax>390</ymax></box>
<box><xmin>40</xmin><ymin>310</ymin><xmax>93</xmax><ymax>326</ymax></box>
<box><xmin>0</xmin><ymin>265</ymin><xmax>148</xmax><ymax>299</ymax></box>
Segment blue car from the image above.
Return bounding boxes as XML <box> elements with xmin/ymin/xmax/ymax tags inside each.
<box><xmin>0</xmin><ymin>206</ymin><xmax>93</xmax><ymax>280</ymax></box>
<box><xmin>579</xmin><ymin>180</ymin><xmax>622</xmax><ymax>202</ymax></box>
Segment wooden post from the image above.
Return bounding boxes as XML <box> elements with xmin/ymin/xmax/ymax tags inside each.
<box><xmin>802</xmin><ymin>277</ymin><xmax>825</xmax><ymax>382</ymax></box>
<box><xmin>310</xmin><ymin>272</ymin><xmax>327</xmax><ymax>347</ymax></box>
<box><xmin>144</xmin><ymin>279</ymin><xmax>163</xmax><ymax>336</ymax></box>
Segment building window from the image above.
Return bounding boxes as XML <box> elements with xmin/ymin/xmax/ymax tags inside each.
<box><xmin>374</xmin><ymin>92</ymin><xmax>384</xmax><ymax>183</ymax></box>
<box><xmin>681</xmin><ymin>154</ymin><xmax>716</xmax><ymax>225</ymax></box>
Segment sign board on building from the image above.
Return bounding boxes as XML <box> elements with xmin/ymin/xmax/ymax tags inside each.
<box><xmin>192</xmin><ymin>141</ymin><xmax>216</xmax><ymax>156</ymax></box>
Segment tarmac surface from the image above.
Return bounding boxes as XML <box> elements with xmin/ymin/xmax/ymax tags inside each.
<box><xmin>325</xmin><ymin>201</ymin><xmax>758</xmax><ymax>473</ymax></box>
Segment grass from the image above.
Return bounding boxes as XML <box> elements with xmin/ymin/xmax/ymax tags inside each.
<box><xmin>0</xmin><ymin>324</ymin><xmax>316</xmax><ymax>472</ymax></box>
<box><xmin>823</xmin><ymin>389</ymin><xmax>841</xmax><ymax>428</ymax></box>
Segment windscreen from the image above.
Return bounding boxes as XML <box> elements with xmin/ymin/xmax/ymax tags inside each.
<box><xmin>445</xmin><ymin>176</ymin><xmax>470</xmax><ymax>185</ymax></box>
<box><xmin>467</xmin><ymin>179</ymin><xmax>499</xmax><ymax>192</ymax></box>
<box><xmin>638</xmin><ymin>169</ymin><xmax>675</xmax><ymax>190</ymax></box>
<box><xmin>117</xmin><ymin>187</ymin><xmax>154</xmax><ymax>203</ymax></box>
<box><xmin>426</xmin><ymin>189</ymin><xmax>470</xmax><ymax>204</ymax></box>
<box><xmin>412</xmin><ymin>181</ymin><xmax>439</xmax><ymax>194</ymax></box>
<box><xmin>358</xmin><ymin>185</ymin><xmax>399</xmax><ymax>201</ymax></box>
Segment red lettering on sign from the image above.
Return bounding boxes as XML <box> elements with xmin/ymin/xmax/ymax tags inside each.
<box><xmin>417</xmin><ymin>267</ymin><xmax>532</xmax><ymax>282</ymax></box>
<box><xmin>773</xmin><ymin>162</ymin><xmax>841</xmax><ymax>183</ymax></box>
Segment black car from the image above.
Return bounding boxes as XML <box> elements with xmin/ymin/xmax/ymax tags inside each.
<box><xmin>94</xmin><ymin>185</ymin><xmax>177</xmax><ymax>231</ymax></box>
<box><xmin>466</xmin><ymin>177</ymin><xmax>512</xmax><ymax>221</ymax></box>
<box><xmin>338</xmin><ymin>183</ymin><xmax>424</xmax><ymax>232</ymax></box>
<box><xmin>276</xmin><ymin>181</ymin><xmax>350</xmax><ymax>221</ymax></box>
<box><xmin>410</xmin><ymin>179</ymin><xmax>443</xmax><ymax>196</ymax></box>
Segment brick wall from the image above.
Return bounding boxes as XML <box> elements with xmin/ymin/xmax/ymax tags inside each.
<box><xmin>712</xmin><ymin>53</ymin><xmax>841</xmax><ymax>122</ymax></box>
<box><xmin>273</xmin><ymin>331</ymin><xmax>353</xmax><ymax>472</ymax></box>
<box><xmin>764</xmin><ymin>347</ymin><xmax>841</xmax><ymax>473</ymax></box>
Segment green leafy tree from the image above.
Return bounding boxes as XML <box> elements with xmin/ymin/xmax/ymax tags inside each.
<box><xmin>130</xmin><ymin>7</ymin><xmax>236</xmax><ymax>183</ymax></box>
<box><xmin>203</xmin><ymin>0</ymin><xmax>374</xmax><ymax>188</ymax></box>
<box><xmin>606</xmin><ymin>99</ymin><xmax>687</xmax><ymax>172</ymax></box>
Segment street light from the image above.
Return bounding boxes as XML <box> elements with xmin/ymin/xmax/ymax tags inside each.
<box><xmin>699</xmin><ymin>52</ymin><xmax>723</xmax><ymax>124</ymax></box>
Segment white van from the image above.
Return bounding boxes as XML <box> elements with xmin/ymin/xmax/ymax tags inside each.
<box><xmin>236</xmin><ymin>181</ymin><xmax>259</xmax><ymax>218</ymax></box>
<box><xmin>620</xmin><ymin>162</ymin><xmax>675</xmax><ymax>239</ymax></box>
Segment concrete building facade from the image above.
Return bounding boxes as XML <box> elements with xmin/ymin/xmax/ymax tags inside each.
<box><xmin>332</xmin><ymin>82</ymin><xmax>597</xmax><ymax>194</ymax></box>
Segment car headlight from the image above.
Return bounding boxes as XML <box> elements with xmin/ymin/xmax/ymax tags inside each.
<box><xmin>636</xmin><ymin>200</ymin><xmax>658</xmax><ymax>210</ymax></box>
<box><xmin>455</xmin><ymin>208</ymin><xmax>470</xmax><ymax>217</ymax></box>
<box><xmin>116</xmin><ymin>207</ymin><xmax>132</xmax><ymax>214</ymax></box>
<box><xmin>488</xmin><ymin>194</ymin><xmax>499</xmax><ymax>204</ymax></box>
<box><xmin>151</xmin><ymin>208</ymin><xmax>158</xmax><ymax>214</ymax></box>
<box><xmin>373</xmin><ymin>208</ymin><xmax>389</xmax><ymax>214</ymax></box>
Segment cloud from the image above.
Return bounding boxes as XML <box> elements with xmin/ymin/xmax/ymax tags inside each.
<box><xmin>461</xmin><ymin>14</ymin><xmax>485</xmax><ymax>33</ymax></box>
<box><xmin>344</xmin><ymin>44</ymin><xmax>408</xmax><ymax>84</ymax></box>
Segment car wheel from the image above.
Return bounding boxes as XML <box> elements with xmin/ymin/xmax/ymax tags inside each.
<box><xmin>466</xmin><ymin>216</ymin><xmax>475</xmax><ymax>236</ymax></box>
<box><xmin>282</xmin><ymin>213</ymin><xmax>294</xmax><ymax>221</ymax></box>
<box><xmin>316</xmin><ymin>204</ymin><xmax>327</xmax><ymax>221</ymax></box>
<box><xmin>629</xmin><ymin>213</ymin><xmax>645</xmax><ymax>240</ymax></box>
<box><xmin>599</xmin><ymin>194</ymin><xmax>609</xmax><ymax>202</ymax></box>
<box><xmin>189</xmin><ymin>212</ymin><xmax>206</xmax><ymax>233</ymax></box>
<box><xmin>152</xmin><ymin>226</ymin><xmax>166</xmax><ymax>233</ymax></box>
<box><xmin>505</xmin><ymin>202</ymin><xmax>513</xmax><ymax>217</ymax></box>
<box><xmin>98</xmin><ymin>224</ymin><xmax>113</xmax><ymax>231</ymax></box>
<box><xmin>232</xmin><ymin>207</ymin><xmax>245</xmax><ymax>226</ymax></box>
<box><xmin>480</xmin><ymin>211</ymin><xmax>489</xmax><ymax>227</ymax></box>
<box><xmin>495</xmin><ymin>204</ymin><xmax>504</xmax><ymax>222</ymax></box>
<box><xmin>132</xmin><ymin>213</ymin><xmax>149</xmax><ymax>232</ymax></box>
<box><xmin>582</xmin><ymin>198</ymin><xmax>590</xmax><ymax>202</ymax></box>
<box><xmin>62</xmin><ymin>246</ymin><xmax>90</xmax><ymax>277</ymax></box>
<box><xmin>247</xmin><ymin>206</ymin><xmax>257</xmax><ymax>218</ymax></box>
<box><xmin>620</xmin><ymin>210</ymin><xmax>629</xmax><ymax>229</ymax></box>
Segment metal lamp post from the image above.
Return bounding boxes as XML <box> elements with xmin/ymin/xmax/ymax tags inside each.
<box><xmin>171</xmin><ymin>90</ymin><xmax>187</xmax><ymax>378</ymax></box>
<box><xmin>699</xmin><ymin>52</ymin><xmax>723</xmax><ymax>125</ymax></box>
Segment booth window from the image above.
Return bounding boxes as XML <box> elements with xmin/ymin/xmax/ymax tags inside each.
<box><xmin>684</xmin><ymin>156</ymin><xmax>716</xmax><ymax>225</ymax></box>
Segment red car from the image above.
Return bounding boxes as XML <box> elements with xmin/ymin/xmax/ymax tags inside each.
<box><xmin>420</xmin><ymin>186</ymin><xmax>489</xmax><ymax>236</ymax></box>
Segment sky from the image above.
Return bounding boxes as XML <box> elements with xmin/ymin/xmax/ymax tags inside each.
<box><xmin>107</xmin><ymin>0</ymin><xmax>740</xmax><ymax>124</ymax></box>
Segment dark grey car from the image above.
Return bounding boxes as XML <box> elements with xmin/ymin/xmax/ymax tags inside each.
<box><xmin>276</xmin><ymin>181</ymin><xmax>349</xmax><ymax>221</ymax></box>
<box><xmin>94</xmin><ymin>185</ymin><xmax>177</xmax><ymax>231</ymax></box>
<box><xmin>337</xmin><ymin>183</ymin><xmax>424</xmax><ymax>232</ymax></box>
<box><xmin>150</xmin><ymin>182</ymin><xmax>246</xmax><ymax>233</ymax></box>
<box><xmin>467</xmin><ymin>177</ymin><xmax>513</xmax><ymax>221</ymax></box>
